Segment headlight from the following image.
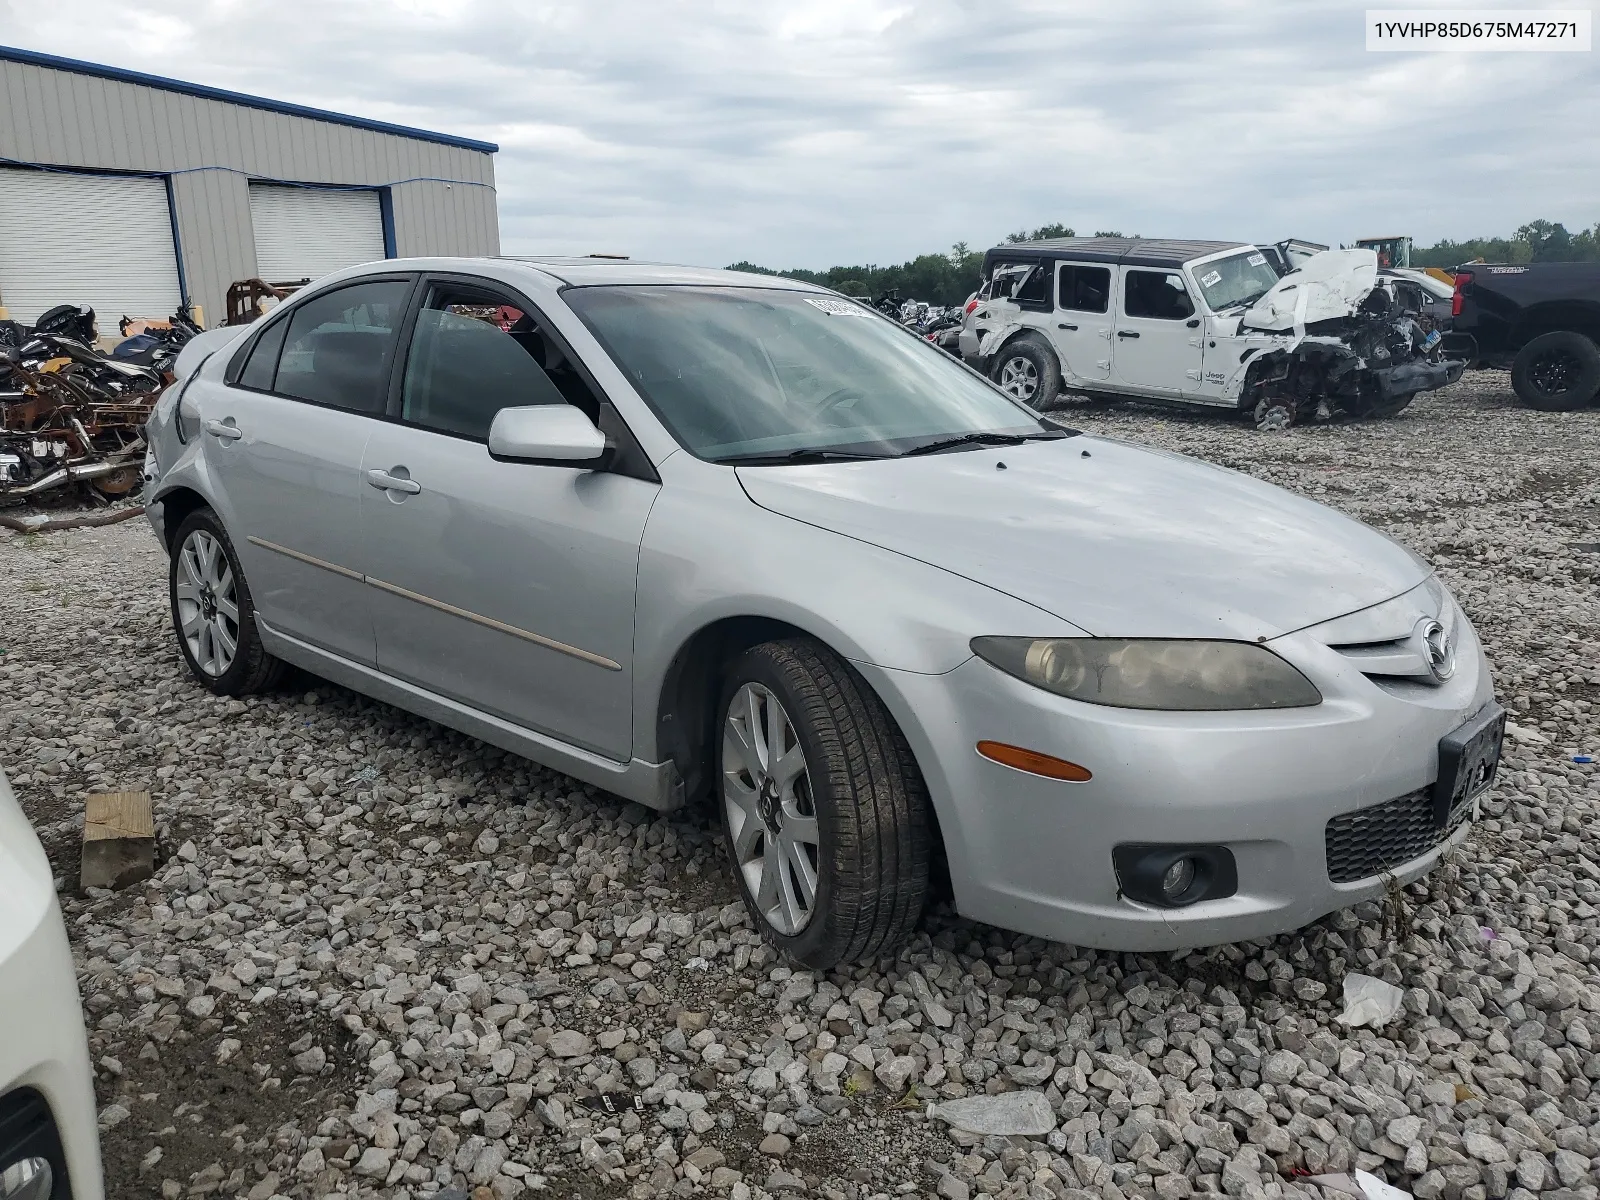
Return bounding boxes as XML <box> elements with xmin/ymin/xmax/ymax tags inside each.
<box><xmin>970</xmin><ymin>637</ymin><xmax>1322</xmax><ymax>711</ymax></box>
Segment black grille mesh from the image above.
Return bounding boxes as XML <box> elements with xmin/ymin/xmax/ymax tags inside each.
<box><xmin>1324</xmin><ymin>789</ymin><xmax>1462</xmax><ymax>884</ymax></box>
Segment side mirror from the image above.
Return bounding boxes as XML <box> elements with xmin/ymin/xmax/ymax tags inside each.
<box><xmin>487</xmin><ymin>405</ymin><xmax>609</xmax><ymax>468</ymax></box>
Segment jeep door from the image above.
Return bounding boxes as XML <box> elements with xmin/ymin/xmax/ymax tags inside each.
<box><xmin>1048</xmin><ymin>263</ymin><xmax>1113</xmax><ymax>384</ymax></box>
<box><xmin>1111</xmin><ymin>268</ymin><xmax>1203</xmax><ymax>395</ymax></box>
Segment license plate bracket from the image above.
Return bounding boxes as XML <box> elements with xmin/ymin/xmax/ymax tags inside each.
<box><xmin>1432</xmin><ymin>701</ymin><xmax>1505</xmax><ymax>827</ymax></box>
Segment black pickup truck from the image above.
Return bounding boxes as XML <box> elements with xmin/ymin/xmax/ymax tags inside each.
<box><xmin>1446</xmin><ymin>262</ymin><xmax>1600</xmax><ymax>410</ymax></box>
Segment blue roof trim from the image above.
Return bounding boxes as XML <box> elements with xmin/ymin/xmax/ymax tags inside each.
<box><xmin>0</xmin><ymin>45</ymin><xmax>499</xmax><ymax>154</ymax></box>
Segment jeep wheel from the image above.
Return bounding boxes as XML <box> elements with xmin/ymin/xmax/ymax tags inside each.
<box><xmin>1511</xmin><ymin>331</ymin><xmax>1600</xmax><ymax>411</ymax></box>
<box><xmin>717</xmin><ymin>639</ymin><xmax>931</xmax><ymax>969</ymax></box>
<box><xmin>1253</xmin><ymin>394</ymin><xmax>1296</xmax><ymax>432</ymax></box>
<box><xmin>991</xmin><ymin>339</ymin><xmax>1061</xmax><ymax>410</ymax></box>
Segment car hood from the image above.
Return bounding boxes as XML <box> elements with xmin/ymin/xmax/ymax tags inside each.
<box><xmin>1242</xmin><ymin>248</ymin><xmax>1379</xmax><ymax>331</ymax></box>
<box><xmin>736</xmin><ymin>435</ymin><xmax>1428</xmax><ymax>640</ymax></box>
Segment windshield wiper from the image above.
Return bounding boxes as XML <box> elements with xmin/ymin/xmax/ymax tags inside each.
<box><xmin>1223</xmin><ymin>291</ymin><xmax>1269</xmax><ymax>311</ymax></box>
<box><xmin>902</xmin><ymin>429</ymin><xmax>1066</xmax><ymax>456</ymax></box>
<box><xmin>720</xmin><ymin>447</ymin><xmax>893</xmax><ymax>466</ymax></box>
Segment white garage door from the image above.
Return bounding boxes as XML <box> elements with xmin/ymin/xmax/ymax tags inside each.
<box><xmin>249</xmin><ymin>185</ymin><xmax>386</xmax><ymax>282</ymax></box>
<box><xmin>0</xmin><ymin>168</ymin><xmax>183</xmax><ymax>326</ymax></box>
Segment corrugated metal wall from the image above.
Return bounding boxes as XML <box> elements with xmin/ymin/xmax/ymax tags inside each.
<box><xmin>0</xmin><ymin>57</ymin><xmax>498</xmax><ymax>324</ymax></box>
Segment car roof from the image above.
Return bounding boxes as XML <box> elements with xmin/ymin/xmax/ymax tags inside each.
<box><xmin>494</xmin><ymin>257</ymin><xmax>823</xmax><ymax>290</ymax></box>
<box><xmin>984</xmin><ymin>237</ymin><xmax>1252</xmax><ymax>270</ymax></box>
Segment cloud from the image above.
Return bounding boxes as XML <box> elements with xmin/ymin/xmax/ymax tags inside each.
<box><xmin>5</xmin><ymin>0</ymin><xmax>1596</xmax><ymax>267</ymax></box>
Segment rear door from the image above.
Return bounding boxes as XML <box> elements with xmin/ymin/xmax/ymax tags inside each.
<box><xmin>1048</xmin><ymin>262</ymin><xmax>1114</xmax><ymax>384</ymax></box>
<box><xmin>1112</xmin><ymin>267</ymin><xmax>1203</xmax><ymax>394</ymax></box>
<box><xmin>198</xmin><ymin>275</ymin><xmax>414</xmax><ymax>665</ymax></box>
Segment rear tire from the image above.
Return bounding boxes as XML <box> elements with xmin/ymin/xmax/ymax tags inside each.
<box><xmin>990</xmin><ymin>338</ymin><xmax>1061</xmax><ymax>411</ymax></box>
<box><xmin>717</xmin><ymin>639</ymin><xmax>931</xmax><ymax>969</ymax></box>
<box><xmin>1511</xmin><ymin>331</ymin><xmax>1600</xmax><ymax>411</ymax></box>
<box><xmin>169</xmin><ymin>508</ymin><xmax>288</xmax><ymax>696</ymax></box>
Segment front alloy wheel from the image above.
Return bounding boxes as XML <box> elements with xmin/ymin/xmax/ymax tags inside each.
<box><xmin>716</xmin><ymin>639</ymin><xmax>933</xmax><ymax>969</ymax></box>
<box><xmin>722</xmin><ymin>683</ymin><xmax>819</xmax><ymax>935</ymax></box>
<box><xmin>175</xmin><ymin>529</ymin><xmax>239</xmax><ymax>677</ymax></box>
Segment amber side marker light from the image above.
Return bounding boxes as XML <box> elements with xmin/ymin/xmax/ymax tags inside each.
<box><xmin>976</xmin><ymin>741</ymin><xmax>1092</xmax><ymax>782</ymax></box>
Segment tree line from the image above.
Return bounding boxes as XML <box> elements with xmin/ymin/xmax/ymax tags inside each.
<box><xmin>729</xmin><ymin>219</ymin><xmax>1600</xmax><ymax>306</ymax></box>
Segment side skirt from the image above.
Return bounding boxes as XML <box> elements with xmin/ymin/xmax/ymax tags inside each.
<box><xmin>256</xmin><ymin>618</ymin><xmax>685</xmax><ymax>812</ymax></box>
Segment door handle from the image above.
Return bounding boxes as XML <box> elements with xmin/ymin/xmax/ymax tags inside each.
<box><xmin>1057</xmin><ymin>323</ymin><xmax>1078</xmax><ymax>331</ymax></box>
<box><xmin>203</xmin><ymin>419</ymin><xmax>241</xmax><ymax>441</ymax></box>
<box><xmin>367</xmin><ymin>469</ymin><xmax>421</xmax><ymax>495</ymax></box>
<box><xmin>1117</xmin><ymin>330</ymin><xmax>1140</xmax><ymax>339</ymax></box>
<box><xmin>1186</xmin><ymin>318</ymin><xmax>1201</xmax><ymax>328</ymax></box>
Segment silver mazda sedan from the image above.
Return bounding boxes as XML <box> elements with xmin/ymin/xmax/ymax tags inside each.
<box><xmin>143</xmin><ymin>258</ymin><xmax>1503</xmax><ymax>968</ymax></box>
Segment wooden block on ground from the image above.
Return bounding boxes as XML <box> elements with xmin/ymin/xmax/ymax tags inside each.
<box><xmin>81</xmin><ymin>791</ymin><xmax>155</xmax><ymax>891</ymax></box>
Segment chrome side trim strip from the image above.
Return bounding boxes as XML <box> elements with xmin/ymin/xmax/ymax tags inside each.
<box><xmin>246</xmin><ymin>535</ymin><xmax>622</xmax><ymax>672</ymax></box>
<box><xmin>246</xmin><ymin>535</ymin><xmax>364</xmax><ymax>581</ymax></box>
<box><xmin>254</xmin><ymin>617</ymin><xmax>683</xmax><ymax>811</ymax></box>
<box><xmin>364</xmin><ymin>576</ymin><xmax>623</xmax><ymax>672</ymax></box>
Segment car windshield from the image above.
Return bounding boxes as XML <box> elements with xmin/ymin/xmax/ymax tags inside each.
<box><xmin>566</xmin><ymin>285</ymin><xmax>1051</xmax><ymax>462</ymax></box>
<box><xmin>1193</xmin><ymin>251</ymin><xmax>1284</xmax><ymax>312</ymax></box>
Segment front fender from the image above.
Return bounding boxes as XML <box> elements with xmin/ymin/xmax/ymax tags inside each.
<box><xmin>630</xmin><ymin>463</ymin><xmax>1083</xmax><ymax>762</ymax></box>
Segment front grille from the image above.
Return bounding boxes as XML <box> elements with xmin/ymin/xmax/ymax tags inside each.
<box><xmin>1324</xmin><ymin>789</ymin><xmax>1463</xmax><ymax>884</ymax></box>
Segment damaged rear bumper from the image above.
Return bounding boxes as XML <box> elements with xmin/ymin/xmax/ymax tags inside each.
<box><xmin>1371</xmin><ymin>357</ymin><xmax>1466</xmax><ymax>399</ymax></box>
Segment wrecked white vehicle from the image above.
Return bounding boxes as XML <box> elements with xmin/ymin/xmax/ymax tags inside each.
<box><xmin>962</xmin><ymin>238</ymin><xmax>1466</xmax><ymax>430</ymax></box>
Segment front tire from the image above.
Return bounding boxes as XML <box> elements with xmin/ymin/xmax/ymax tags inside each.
<box><xmin>169</xmin><ymin>508</ymin><xmax>287</xmax><ymax>695</ymax></box>
<box><xmin>1510</xmin><ymin>331</ymin><xmax>1600</xmax><ymax>411</ymax></box>
<box><xmin>717</xmin><ymin>639</ymin><xmax>931</xmax><ymax>969</ymax></box>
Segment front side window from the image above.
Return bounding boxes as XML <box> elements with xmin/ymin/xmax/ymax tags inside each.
<box><xmin>273</xmin><ymin>280</ymin><xmax>411</xmax><ymax>413</ymax></box>
<box><xmin>399</xmin><ymin>286</ymin><xmax>584</xmax><ymax>440</ymax></box>
<box><xmin>1191</xmin><ymin>251</ymin><xmax>1282</xmax><ymax>313</ymax></box>
<box><xmin>1124</xmin><ymin>270</ymin><xmax>1195</xmax><ymax>320</ymax></box>
<box><xmin>566</xmin><ymin>286</ymin><xmax>1050</xmax><ymax>463</ymax></box>
<box><xmin>1057</xmin><ymin>264</ymin><xmax>1111</xmax><ymax>313</ymax></box>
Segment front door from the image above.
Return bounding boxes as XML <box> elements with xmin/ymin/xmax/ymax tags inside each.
<box><xmin>1048</xmin><ymin>262</ymin><xmax>1114</xmax><ymax>384</ymax></box>
<box><xmin>358</xmin><ymin>277</ymin><xmax>660</xmax><ymax>760</ymax></box>
<box><xmin>196</xmin><ymin>276</ymin><xmax>414</xmax><ymax>665</ymax></box>
<box><xmin>1112</xmin><ymin>267</ymin><xmax>1204</xmax><ymax>395</ymax></box>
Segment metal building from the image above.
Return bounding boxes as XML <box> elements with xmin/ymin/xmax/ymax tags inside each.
<box><xmin>0</xmin><ymin>45</ymin><xmax>499</xmax><ymax>329</ymax></box>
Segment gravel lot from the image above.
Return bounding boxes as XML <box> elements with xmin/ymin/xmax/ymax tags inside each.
<box><xmin>2</xmin><ymin>372</ymin><xmax>1598</xmax><ymax>1200</ymax></box>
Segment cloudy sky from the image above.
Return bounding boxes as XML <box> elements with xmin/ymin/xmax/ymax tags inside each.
<box><xmin>5</xmin><ymin>0</ymin><xmax>1597</xmax><ymax>269</ymax></box>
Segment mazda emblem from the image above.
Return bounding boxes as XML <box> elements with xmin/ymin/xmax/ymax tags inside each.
<box><xmin>1416</xmin><ymin>617</ymin><xmax>1456</xmax><ymax>684</ymax></box>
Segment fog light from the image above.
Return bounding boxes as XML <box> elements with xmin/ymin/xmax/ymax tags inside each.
<box><xmin>1112</xmin><ymin>844</ymin><xmax>1238</xmax><ymax>909</ymax></box>
<box><xmin>0</xmin><ymin>1157</ymin><xmax>53</xmax><ymax>1200</ymax></box>
<box><xmin>1161</xmin><ymin>857</ymin><xmax>1196</xmax><ymax>900</ymax></box>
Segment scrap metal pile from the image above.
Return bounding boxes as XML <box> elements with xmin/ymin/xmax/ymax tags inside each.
<box><xmin>0</xmin><ymin>303</ymin><xmax>197</xmax><ymax>505</ymax></box>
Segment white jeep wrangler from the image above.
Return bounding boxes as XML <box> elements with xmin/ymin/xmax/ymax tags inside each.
<box><xmin>960</xmin><ymin>237</ymin><xmax>1465</xmax><ymax>430</ymax></box>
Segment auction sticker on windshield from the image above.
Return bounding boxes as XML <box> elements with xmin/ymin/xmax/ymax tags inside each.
<box><xmin>1247</xmin><ymin>254</ymin><xmax>1267</xmax><ymax>267</ymax></box>
<box><xmin>804</xmin><ymin>297</ymin><xmax>873</xmax><ymax>317</ymax></box>
<box><xmin>1201</xmin><ymin>270</ymin><xmax>1222</xmax><ymax>287</ymax></box>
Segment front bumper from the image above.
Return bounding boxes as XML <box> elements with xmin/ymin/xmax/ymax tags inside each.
<box><xmin>0</xmin><ymin>781</ymin><xmax>104</xmax><ymax>1200</ymax></box>
<box><xmin>858</xmin><ymin>616</ymin><xmax>1495</xmax><ymax>952</ymax></box>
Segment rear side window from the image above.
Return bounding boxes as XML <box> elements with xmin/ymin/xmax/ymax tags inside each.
<box><xmin>987</xmin><ymin>261</ymin><xmax>1051</xmax><ymax>307</ymax></box>
<box><xmin>1058</xmin><ymin>264</ymin><xmax>1111</xmax><ymax>313</ymax></box>
<box><xmin>273</xmin><ymin>281</ymin><xmax>411</xmax><ymax>413</ymax></box>
<box><xmin>237</xmin><ymin>316</ymin><xmax>289</xmax><ymax>391</ymax></box>
<box><xmin>1124</xmin><ymin>270</ymin><xmax>1195</xmax><ymax>320</ymax></box>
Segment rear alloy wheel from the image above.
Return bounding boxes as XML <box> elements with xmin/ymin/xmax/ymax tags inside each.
<box><xmin>169</xmin><ymin>508</ymin><xmax>287</xmax><ymax>695</ymax></box>
<box><xmin>718</xmin><ymin>639</ymin><xmax>931</xmax><ymax>969</ymax></box>
<box><xmin>1511</xmin><ymin>331</ymin><xmax>1600</xmax><ymax>411</ymax></box>
<box><xmin>991</xmin><ymin>339</ymin><xmax>1061</xmax><ymax>410</ymax></box>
